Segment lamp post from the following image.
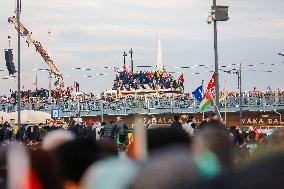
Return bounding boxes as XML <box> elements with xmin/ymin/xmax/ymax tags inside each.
<box><xmin>33</xmin><ymin>68</ymin><xmax>52</xmax><ymax>105</ymax></box>
<box><xmin>123</xmin><ymin>52</ymin><xmax>127</xmax><ymax>71</ymax></box>
<box><xmin>213</xmin><ymin>0</ymin><xmax>220</xmax><ymax>114</ymax></box>
<box><xmin>238</xmin><ymin>64</ymin><xmax>243</xmax><ymax>129</ymax></box>
<box><xmin>219</xmin><ymin>63</ymin><xmax>243</xmax><ymax>129</ymax></box>
<box><xmin>208</xmin><ymin>1</ymin><xmax>229</xmax><ymax>118</ymax></box>
<box><xmin>16</xmin><ymin>0</ymin><xmax>21</xmax><ymax>128</ymax></box>
<box><xmin>129</xmin><ymin>48</ymin><xmax>134</xmax><ymax>73</ymax></box>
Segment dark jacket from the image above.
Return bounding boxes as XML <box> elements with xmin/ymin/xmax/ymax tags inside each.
<box><xmin>115</xmin><ymin>121</ymin><xmax>128</xmax><ymax>136</ymax></box>
<box><xmin>103</xmin><ymin>123</ymin><xmax>115</xmax><ymax>138</ymax></box>
<box><xmin>170</xmin><ymin>121</ymin><xmax>183</xmax><ymax>130</ymax></box>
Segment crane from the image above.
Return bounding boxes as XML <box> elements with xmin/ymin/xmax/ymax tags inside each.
<box><xmin>8</xmin><ymin>16</ymin><xmax>64</xmax><ymax>88</ymax></box>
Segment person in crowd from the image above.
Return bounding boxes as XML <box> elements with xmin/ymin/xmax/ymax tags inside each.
<box><xmin>0</xmin><ymin>124</ymin><xmax>4</xmax><ymax>142</ymax></box>
<box><xmin>199</xmin><ymin>114</ymin><xmax>210</xmax><ymax>131</ymax></box>
<box><xmin>16</xmin><ymin>125</ymin><xmax>26</xmax><ymax>142</ymax></box>
<box><xmin>97</xmin><ymin>122</ymin><xmax>106</xmax><ymax>140</ymax></box>
<box><xmin>42</xmin><ymin>130</ymin><xmax>75</xmax><ymax>151</ymax></box>
<box><xmin>270</xmin><ymin>129</ymin><xmax>284</xmax><ymax>149</ymax></box>
<box><xmin>129</xmin><ymin>127</ymin><xmax>196</xmax><ymax>189</ymax></box>
<box><xmin>257</xmin><ymin>133</ymin><xmax>268</xmax><ymax>146</ymax></box>
<box><xmin>3</xmin><ymin>123</ymin><xmax>13</xmax><ymax>141</ymax></box>
<box><xmin>68</xmin><ymin>120</ymin><xmax>80</xmax><ymax>137</ymax></box>
<box><xmin>54</xmin><ymin>137</ymin><xmax>117</xmax><ymax>189</ymax></box>
<box><xmin>210</xmin><ymin>113</ymin><xmax>219</xmax><ymax>121</ymax></box>
<box><xmin>192</xmin><ymin>122</ymin><xmax>234</xmax><ymax>172</ymax></box>
<box><xmin>101</xmin><ymin>121</ymin><xmax>116</xmax><ymax>141</ymax></box>
<box><xmin>183</xmin><ymin>116</ymin><xmax>197</xmax><ymax>136</ymax></box>
<box><xmin>26</xmin><ymin>125</ymin><xmax>40</xmax><ymax>142</ymax></box>
<box><xmin>243</xmin><ymin>131</ymin><xmax>258</xmax><ymax>157</ymax></box>
<box><xmin>170</xmin><ymin>114</ymin><xmax>183</xmax><ymax>130</ymax></box>
<box><xmin>115</xmin><ymin>118</ymin><xmax>129</xmax><ymax>147</ymax></box>
<box><xmin>80</xmin><ymin>157</ymin><xmax>140</xmax><ymax>189</ymax></box>
<box><xmin>78</xmin><ymin>122</ymin><xmax>90</xmax><ymax>138</ymax></box>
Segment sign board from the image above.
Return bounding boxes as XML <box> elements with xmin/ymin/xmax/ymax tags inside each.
<box><xmin>51</xmin><ymin>109</ymin><xmax>60</xmax><ymax>119</ymax></box>
<box><xmin>212</xmin><ymin>6</ymin><xmax>229</xmax><ymax>21</ymax></box>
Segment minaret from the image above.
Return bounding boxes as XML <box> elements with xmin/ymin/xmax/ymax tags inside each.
<box><xmin>156</xmin><ymin>33</ymin><xmax>163</xmax><ymax>71</ymax></box>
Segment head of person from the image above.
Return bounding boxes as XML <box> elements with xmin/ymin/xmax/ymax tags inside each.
<box><xmin>211</xmin><ymin>113</ymin><xmax>219</xmax><ymax>121</ymax></box>
<box><xmin>258</xmin><ymin>133</ymin><xmax>268</xmax><ymax>144</ymax></box>
<box><xmin>204</xmin><ymin>114</ymin><xmax>210</xmax><ymax>122</ymax></box>
<box><xmin>187</xmin><ymin>116</ymin><xmax>194</xmax><ymax>124</ymax></box>
<box><xmin>146</xmin><ymin>127</ymin><xmax>191</xmax><ymax>155</ymax></box>
<box><xmin>192</xmin><ymin>125</ymin><xmax>234</xmax><ymax>170</ymax></box>
<box><xmin>54</xmin><ymin>137</ymin><xmax>117</xmax><ymax>188</ymax></box>
<box><xmin>173</xmin><ymin>114</ymin><xmax>180</xmax><ymax>122</ymax></box>
<box><xmin>270</xmin><ymin>129</ymin><xmax>284</xmax><ymax>149</ymax></box>
<box><xmin>41</xmin><ymin>131</ymin><xmax>75</xmax><ymax>151</ymax></box>
<box><xmin>248</xmin><ymin>131</ymin><xmax>256</xmax><ymax>142</ymax></box>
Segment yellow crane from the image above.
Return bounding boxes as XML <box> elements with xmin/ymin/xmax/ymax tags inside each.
<box><xmin>8</xmin><ymin>16</ymin><xmax>64</xmax><ymax>88</ymax></box>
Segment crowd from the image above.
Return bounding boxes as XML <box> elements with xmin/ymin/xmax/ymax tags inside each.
<box><xmin>0</xmin><ymin>87</ymin><xmax>283</xmax><ymax>105</ymax></box>
<box><xmin>0</xmin><ymin>113</ymin><xmax>284</xmax><ymax>189</ymax></box>
<box><xmin>113</xmin><ymin>70</ymin><xmax>183</xmax><ymax>91</ymax></box>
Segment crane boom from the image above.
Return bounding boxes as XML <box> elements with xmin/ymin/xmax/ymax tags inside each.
<box><xmin>8</xmin><ymin>16</ymin><xmax>64</xmax><ymax>87</ymax></box>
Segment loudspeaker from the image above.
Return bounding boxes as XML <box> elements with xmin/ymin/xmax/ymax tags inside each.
<box><xmin>4</xmin><ymin>49</ymin><xmax>16</xmax><ymax>75</ymax></box>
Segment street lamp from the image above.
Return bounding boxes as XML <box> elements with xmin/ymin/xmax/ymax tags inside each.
<box><xmin>33</xmin><ymin>68</ymin><xmax>52</xmax><ymax>104</ymax></box>
<box><xmin>16</xmin><ymin>0</ymin><xmax>22</xmax><ymax>128</ymax></box>
<box><xmin>219</xmin><ymin>63</ymin><xmax>243</xmax><ymax>129</ymax></box>
<box><xmin>208</xmin><ymin>0</ymin><xmax>229</xmax><ymax>117</ymax></box>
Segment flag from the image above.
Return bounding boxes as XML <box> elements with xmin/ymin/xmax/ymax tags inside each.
<box><xmin>123</xmin><ymin>63</ymin><xmax>127</xmax><ymax>72</ymax></box>
<box><xmin>219</xmin><ymin>81</ymin><xmax>227</xmax><ymax>102</ymax></box>
<box><xmin>180</xmin><ymin>83</ymin><xmax>184</xmax><ymax>94</ymax></box>
<box><xmin>178</xmin><ymin>74</ymin><xmax>184</xmax><ymax>83</ymax></box>
<box><xmin>192</xmin><ymin>85</ymin><xmax>204</xmax><ymax>103</ymax></box>
<box><xmin>169</xmin><ymin>74</ymin><xmax>174</xmax><ymax>81</ymax></box>
<box><xmin>253</xmin><ymin>86</ymin><xmax>257</xmax><ymax>92</ymax></box>
<box><xmin>199</xmin><ymin>74</ymin><xmax>215</xmax><ymax>111</ymax></box>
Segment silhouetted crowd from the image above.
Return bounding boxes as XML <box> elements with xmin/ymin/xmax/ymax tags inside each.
<box><xmin>113</xmin><ymin>70</ymin><xmax>182</xmax><ymax>91</ymax></box>
<box><xmin>1</xmin><ymin>114</ymin><xmax>284</xmax><ymax>189</ymax></box>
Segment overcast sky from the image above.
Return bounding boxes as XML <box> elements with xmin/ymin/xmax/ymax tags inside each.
<box><xmin>0</xmin><ymin>0</ymin><xmax>283</xmax><ymax>95</ymax></box>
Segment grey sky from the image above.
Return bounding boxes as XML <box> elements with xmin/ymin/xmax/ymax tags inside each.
<box><xmin>0</xmin><ymin>0</ymin><xmax>283</xmax><ymax>95</ymax></box>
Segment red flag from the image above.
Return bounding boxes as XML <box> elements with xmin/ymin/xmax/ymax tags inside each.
<box><xmin>123</xmin><ymin>63</ymin><xmax>127</xmax><ymax>72</ymax></box>
<box><xmin>206</xmin><ymin>73</ymin><xmax>216</xmax><ymax>99</ymax></box>
<box><xmin>178</xmin><ymin>74</ymin><xmax>184</xmax><ymax>83</ymax></box>
<box><xmin>253</xmin><ymin>86</ymin><xmax>257</xmax><ymax>92</ymax></box>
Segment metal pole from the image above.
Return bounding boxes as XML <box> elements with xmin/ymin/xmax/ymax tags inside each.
<box><xmin>129</xmin><ymin>48</ymin><xmax>134</xmax><ymax>73</ymax></box>
<box><xmin>49</xmin><ymin>71</ymin><xmax>52</xmax><ymax>105</ymax></box>
<box><xmin>213</xmin><ymin>0</ymin><xmax>220</xmax><ymax>116</ymax></box>
<box><xmin>8</xmin><ymin>36</ymin><xmax>11</xmax><ymax>48</ymax></box>
<box><xmin>239</xmin><ymin>63</ymin><xmax>243</xmax><ymax>129</ymax></box>
<box><xmin>224</xmin><ymin>80</ymin><xmax>227</xmax><ymax>124</ymax></box>
<box><xmin>35</xmin><ymin>71</ymin><xmax>38</xmax><ymax>90</ymax></box>
<box><xmin>17</xmin><ymin>0</ymin><xmax>21</xmax><ymax>128</ymax></box>
<box><xmin>201</xmin><ymin>79</ymin><xmax>205</xmax><ymax>120</ymax></box>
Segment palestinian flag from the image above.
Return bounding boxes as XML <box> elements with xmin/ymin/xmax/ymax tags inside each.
<box><xmin>180</xmin><ymin>82</ymin><xmax>184</xmax><ymax>94</ymax></box>
<box><xmin>200</xmin><ymin>74</ymin><xmax>215</xmax><ymax>112</ymax></box>
<box><xmin>200</xmin><ymin>91</ymin><xmax>214</xmax><ymax>112</ymax></box>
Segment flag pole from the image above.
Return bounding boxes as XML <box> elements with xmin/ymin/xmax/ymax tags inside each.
<box><xmin>213</xmin><ymin>99</ymin><xmax>222</xmax><ymax>120</ymax></box>
<box><xmin>224</xmin><ymin>80</ymin><xmax>227</xmax><ymax>124</ymax></box>
<box><xmin>202</xmin><ymin>80</ymin><xmax>205</xmax><ymax>120</ymax></box>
